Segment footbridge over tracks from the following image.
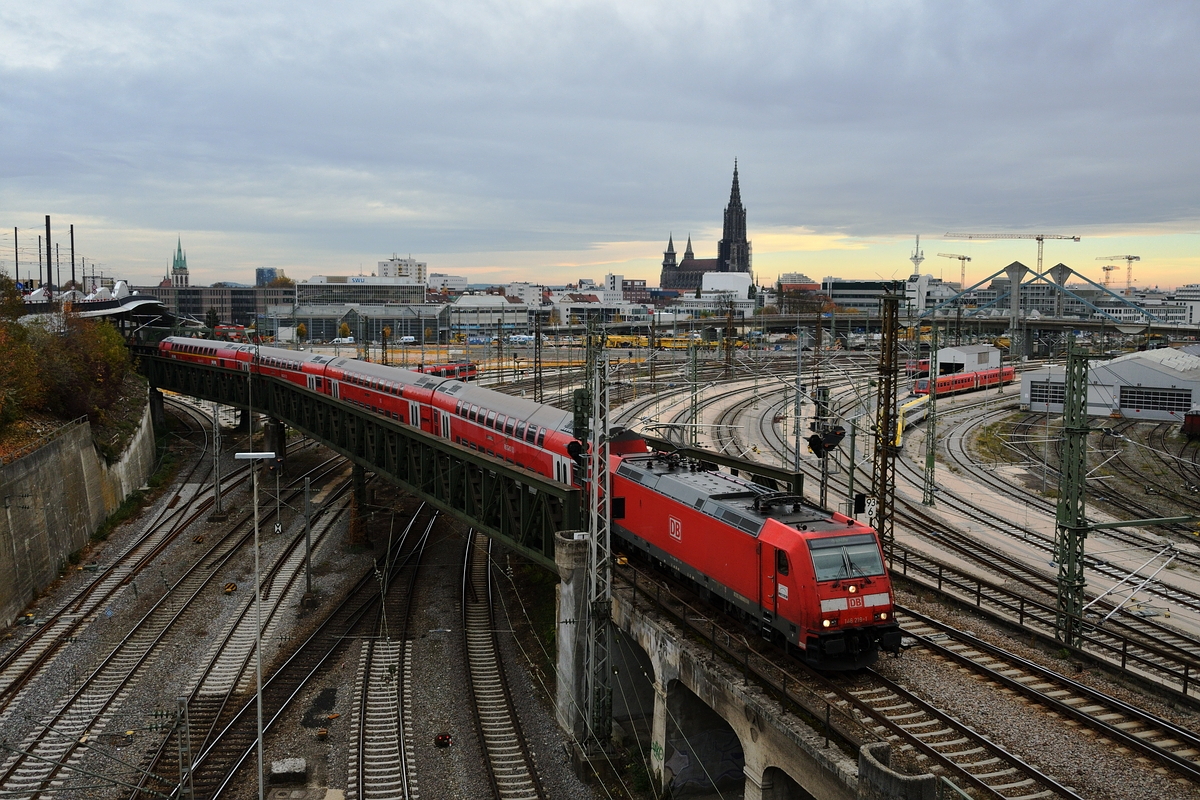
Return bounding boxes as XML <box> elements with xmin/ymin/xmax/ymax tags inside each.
<box><xmin>136</xmin><ymin>349</ymin><xmax>580</xmax><ymax>569</ymax></box>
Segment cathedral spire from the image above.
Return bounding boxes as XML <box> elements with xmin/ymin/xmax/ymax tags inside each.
<box><xmin>729</xmin><ymin>159</ymin><xmax>741</xmax><ymax>207</ymax></box>
<box><xmin>718</xmin><ymin>161</ymin><xmax>749</xmax><ymax>273</ymax></box>
<box><xmin>684</xmin><ymin>235</ymin><xmax>693</xmax><ymax>258</ymax></box>
<box><xmin>666</xmin><ymin>234</ymin><xmax>675</xmax><ymax>254</ymax></box>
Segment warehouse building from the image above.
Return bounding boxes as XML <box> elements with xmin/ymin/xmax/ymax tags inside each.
<box><xmin>1021</xmin><ymin>348</ymin><xmax>1200</xmax><ymax>421</ymax></box>
<box><xmin>937</xmin><ymin>344</ymin><xmax>1000</xmax><ymax>375</ymax></box>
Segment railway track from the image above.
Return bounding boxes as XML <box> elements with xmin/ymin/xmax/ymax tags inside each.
<box><xmin>0</xmin><ymin>454</ymin><xmax>348</xmax><ymax>796</ymax></box>
<box><xmin>617</xmin><ymin>561</ymin><xmax>1082</xmax><ymax>800</ymax></box>
<box><xmin>462</xmin><ymin>531</ymin><xmax>545</xmax><ymax>800</ymax></box>
<box><xmin>897</xmin><ymin>606</ymin><xmax>1200</xmax><ymax>783</ymax></box>
<box><xmin>346</xmin><ymin>509</ymin><xmax>434</xmax><ymax>800</ymax></box>
<box><xmin>0</xmin><ymin>400</ymin><xmax>318</xmax><ymax>717</ymax></box>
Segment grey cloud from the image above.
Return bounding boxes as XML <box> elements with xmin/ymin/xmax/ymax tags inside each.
<box><xmin>2</xmin><ymin>0</ymin><xmax>1198</xmax><ymax>278</ymax></box>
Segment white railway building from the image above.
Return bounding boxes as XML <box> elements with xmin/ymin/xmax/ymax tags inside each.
<box><xmin>1021</xmin><ymin>348</ymin><xmax>1200</xmax><ymax>421</ymax></box>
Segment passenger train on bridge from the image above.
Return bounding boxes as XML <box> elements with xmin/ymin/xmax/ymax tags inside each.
<box><xmin>160</xmin><ymin>337</ymin><xmax>902</xmax><ymax>668</ymax></box>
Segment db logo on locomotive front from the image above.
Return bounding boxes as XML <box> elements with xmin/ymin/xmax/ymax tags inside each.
<box><xmin>668</xmin><ymin>517</ymin><xmax>682</xmax><ymax>542</ymax></box>
<box><xmin>849</xmin><ymin>596</ymin><xmax>864</xmax><ymax>609</ymax></box>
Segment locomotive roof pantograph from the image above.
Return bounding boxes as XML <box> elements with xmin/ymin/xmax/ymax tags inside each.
<box><xmin>616</xmin><ymin>454</ymin><xmax>834</xmax><ymax>537</ymax></box>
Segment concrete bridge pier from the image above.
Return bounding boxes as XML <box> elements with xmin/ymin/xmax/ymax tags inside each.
<box><xmin>555</xmin><ymin>531</ymin><xmax>589</xmax><ymax>746</ymax></box>
<box><xmin>149</xmin><ymin>388</ymin><xmax>165</xmax><ymax>429</ymax></box>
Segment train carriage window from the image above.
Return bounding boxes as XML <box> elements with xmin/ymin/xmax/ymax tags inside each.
<box><xmin>612</xmin><ymin>498</ymin><xmax>625</xmax><ymax>519</ymax></box>
<box><xmin>537</xmin><ymin>430</ymin><xmax>546</xmax><ymax>447</ymax></box>
<box><xmin>486</xmin><ymin>410</ymin><xmax>497</xmax><ymax>428</ymax></box>
<box><xmin>525</xmin><ymin>425</ymin><xmax>537</xmax><ymax>443</ymax></box>
<box><xmin>515</xmin><ymin>421</ymin><xmax>527</xmax><ymax>439</ymax></box>
<box><xmin>469</xmin><ymin>405</ymin><xmax>479</xmax><ymax>422</ymax></box>
<box><xmin>456</xmin><ymin>400</ymin><xmax>463</xmax><ymax>415</ymax></box>
<box><xmin>776</xmin><ymin>549</ymin><xmax>790</xmax><ymax>576</ymax></box>
<box><xmin>495</xmin><ymin>415</ymin><xmax>506</xmax><ymax>432</ymax></box>
<box><xmin>504</xmin><ymin>419</ymin><xmax>515</xmax><ymax>435</ymax></box>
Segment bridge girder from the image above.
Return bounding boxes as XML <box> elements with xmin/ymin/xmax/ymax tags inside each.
<box><xmin>141</xmin><ymin>354</ymin><xmax>579</xmax><ymax>568</ymax></box>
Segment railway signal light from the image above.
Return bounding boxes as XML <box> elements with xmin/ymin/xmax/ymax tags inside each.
<box><xmin>808</xmin><ymin>427</ymin><xmax>847</xmax><ymax>458</ymax></box>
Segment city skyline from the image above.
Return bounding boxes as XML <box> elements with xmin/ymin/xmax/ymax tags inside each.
<box><xmin>2</xmin><ymin>2</ymin><xmax>1198</xmax><ymax>290</ymax></box>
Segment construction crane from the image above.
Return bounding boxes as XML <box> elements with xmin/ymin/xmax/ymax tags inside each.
<box><xmin>944</xmin><ymin>233</ymin><xmax>1080</xmax><ymax>274</ymax></box>
<box><xmin>1100</xmin><ymin>264</ymin><xmax>1118</xmax><ymax>288</ymax></box>
<box><xmin>1096</xmin><ymin>255</ymin><xmax>1139</xmax><ymax>296</ymax></box>
<box><xmin>936</xmin><ymin>253</ymin><xmax>972</xmax><ymax>291</ymax></box>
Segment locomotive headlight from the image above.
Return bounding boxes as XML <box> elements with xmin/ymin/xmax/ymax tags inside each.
<box><xmin>879</xmin><ymin>612</ymin><xmax>888</xmax><ymax>620</ymax></box>
<box><xmin>848</xmin><ymin>584</ymin><xmax>857</xmax><ymax>594</ymax></box>
<box><xmin>822</xmin><ymin>619</ymin><xmax>831</xmax><ymax>628</ymax></box>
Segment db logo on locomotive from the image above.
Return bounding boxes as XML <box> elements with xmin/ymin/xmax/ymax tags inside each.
<box><xmin>668</xmin><ymin>517</ymin><xmax>682</xmax><ymax>542</ymax></box>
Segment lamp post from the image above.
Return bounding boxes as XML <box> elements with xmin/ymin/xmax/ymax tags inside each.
<box><xmin>233</xmin><ymin>449</ymin><xmax>277</xmax><ymax>800</ymax></box>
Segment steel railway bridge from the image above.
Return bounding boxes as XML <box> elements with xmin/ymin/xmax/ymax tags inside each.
<box><xmin>136</xmin><ymin>347</ymin><xmax>579</xmax><ymax>568</ymax></box>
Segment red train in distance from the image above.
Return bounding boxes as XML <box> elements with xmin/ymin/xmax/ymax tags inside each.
<box><xmin>912</xmin><ymin>366</ymin><xmax>1015</xmax><ymax>397</ymax></box>
<box><xmin>159</xmin><ymin>337</ymin><xmax>901</xmax><ymax>668</ymax></box>
<box><xmin>414</xmin><ymin>361</ymin><xmax>478</xmax><ymax>381</ymax></box>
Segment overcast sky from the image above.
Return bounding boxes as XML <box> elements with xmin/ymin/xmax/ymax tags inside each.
<box><xmin>2</xmin><ymin>1</ymin><xmax>1198</xmax><ymax>288</ymax></box>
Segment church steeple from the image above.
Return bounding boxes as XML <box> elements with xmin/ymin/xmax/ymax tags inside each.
<box><xmin>684</xmin><ymin>235</ymin><xmax>693</xmax><ymax>259</ymax></box>
<box><xmin>662</xmin><ymin>234</ymin><xmax>677</xmax><ymax>269</ymax></box>
<box><xmin>171</xmin><ymin>236</ymin><xmax>190</xmax><ymax>287</ymax></box>
<box><xmin>718</xmin><ymin>160</ymin><xmax>749</xmax><ymax>273</ymax></box>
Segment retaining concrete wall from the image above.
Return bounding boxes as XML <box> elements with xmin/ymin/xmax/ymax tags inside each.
<box><xmin>0</xmin><ymin>401</ymin><xmax>157</xmax><ymax>626</ymax></box>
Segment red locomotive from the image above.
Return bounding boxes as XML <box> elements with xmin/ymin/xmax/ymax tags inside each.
<box><xmin>912</xmin><ymin>365</ymin><xmax>1015</xmax><ymax>397</ymax></box>
<box><xmin>160</xmin><ymin>337</ymin><xmax>901</xmax><ymax>668</ymax></box>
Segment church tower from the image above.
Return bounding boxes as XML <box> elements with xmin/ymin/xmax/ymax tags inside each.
<box><xmin>662</xmin><ymin>234</ymin><xmax>677</xmax><ymax>269</ymax></box>
<box><xmin>717</xmin><ymin>161</ymin><xmax>750</xmax><ymax>273</ymax></box>
<box><xmin>171</xmin><ymin>237</ymin><xmax>189</xmax><ymax>287</ymax></box>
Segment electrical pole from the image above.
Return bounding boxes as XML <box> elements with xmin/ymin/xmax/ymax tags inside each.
<box><xmin>176</xmin><ymin>696</ymin><xmax>194</xmax><ymax>800</ymax></box>
<box><xmin>922</xmin><ymin>324</ymin><xmax>939</xmax><ymax>506</ymax></box>
<box><xmin>212</xmin><ymin>403</ymin><xmax>223</xmax><ymax>516</ymax></box>
<box><xmin>12</xmin><ymin>228</ymin><xmax>17</xmax><ymax>287</ymax></box>
<box><xmin>793</xmin><ymin>323</ymin><xmax>803</xmax><ymax>472</ymax></box>
<box><xmin>44</xmin><ymin>215</ymin><xmax>51</xmax><ymax>292</ymax></box>
<box><xmin>304</xmin><ymin>477</ymin><xmax>313</xmax><ymax>597</ymax></box>
<box><xmin>69</xmin><ymin>224</ymin><xmax>75</xmax><ymax>288</ymax></box>
<box><xmin>1055</xmin><ymin>338</ymin><xmax>1089</xmax><ymax>647</ymax></box>
<box><xmin>533</xmin><ymin>313</ymin><xmax>544</xmax><ymax>403</ymax></box>
<box><xmin>872</xmin><ymin>295</ymin><xmax>900</xmax><ymax>562</ymax></box>
<box><xmin>689</xmin><ymin>341</ymin><xmax>699</xmax><ymax>447</ymax></box>
<box><xmin>585</xmin><ymin>348</ymin><xmax>612</xmax><ymax>752</ymax></box>
<box><xmin>812</xmin><ymin>319</ymin><xmax>828</xmax><ymax>507</ymax></box>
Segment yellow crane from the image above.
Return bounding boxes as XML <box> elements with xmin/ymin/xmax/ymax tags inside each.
<box><xmin>1096</xmin><ymin>254</ymin><xmax>1140</xmax><ymax>296</ymax></box>
<box><xmin>945</xmin><ymin>232</ymin><xmax>1080</xmax><ymax>273</ymax></box>
<box><xmin>1100</xmin><ymin>264</ymin><xmax>1118</xmax><ymax>288</ymax></box>
<box><xmin>936</xmin><ymin>252</ymin><xmax>972</xmax><ymax>292</ymax></box>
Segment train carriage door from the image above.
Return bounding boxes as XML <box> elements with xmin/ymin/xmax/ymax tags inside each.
<box><xmin>440</xmin><ymin>410</ymin><xmax>451</xmax><ymax>439</ymax></box>
<box><xmin>330</xmin><ymin>380</ymin><xmax>340</xmax><ymax>400</ymax></box>
<box><xmin>408</xmin><ymin>401</ymin><xmax>420</xmax><ymax>427</ymax></box>
<box><xmin>552</xmin><ymin>453</ymin><xmax>571</xmax><ymax>484</ymax></box>
<box><xmin>307</xmin><ymin>374</ymin><xmax>317</xmax><ymax>392</ymax></box>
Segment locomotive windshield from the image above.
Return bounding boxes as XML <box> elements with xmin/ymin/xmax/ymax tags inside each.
<box><xmin>914</xmin><ymin>379</ymin><xmax>928</xmax><ymax>392</ymax></box>
<box><xmin>807</xmin><ymin>534</ymin><xmax>885</xmax><ymax>581</ymax></box>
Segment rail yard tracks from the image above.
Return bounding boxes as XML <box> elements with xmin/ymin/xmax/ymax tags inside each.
<box><xmin>617</xmin><ymin>562</ymin><xmax>1084</xmax><ymax>800</ymax></box>
<box><xmin>462</xmin><ymin>530</ymin><xmax>545</xmax><ymax>800</ymax></box>
<box><xmin>346</xmin><ymin>509</ymin><xmax>435</xmax><ymax>800</ymax></box>
<box><xmin>898</xmin><ymin>606</ymin><xmax>1200</xmax><ymax>782</ymax></box>
<box><xmin>0</xmin><ymin>450</ymin><xmax>348</xmax><ymax>796</ymax></box>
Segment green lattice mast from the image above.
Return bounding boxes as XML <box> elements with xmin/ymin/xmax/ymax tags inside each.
<box><xmin>922</xmin><ymin>324</ymin><xmax>939</xmax><ymax>506</ymax></box>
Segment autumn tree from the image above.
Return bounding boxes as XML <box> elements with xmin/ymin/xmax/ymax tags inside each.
<box><xmin>296</xmin><ymin>322</ymin><xmax>307</xmax><ymax>342</ymax></box>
